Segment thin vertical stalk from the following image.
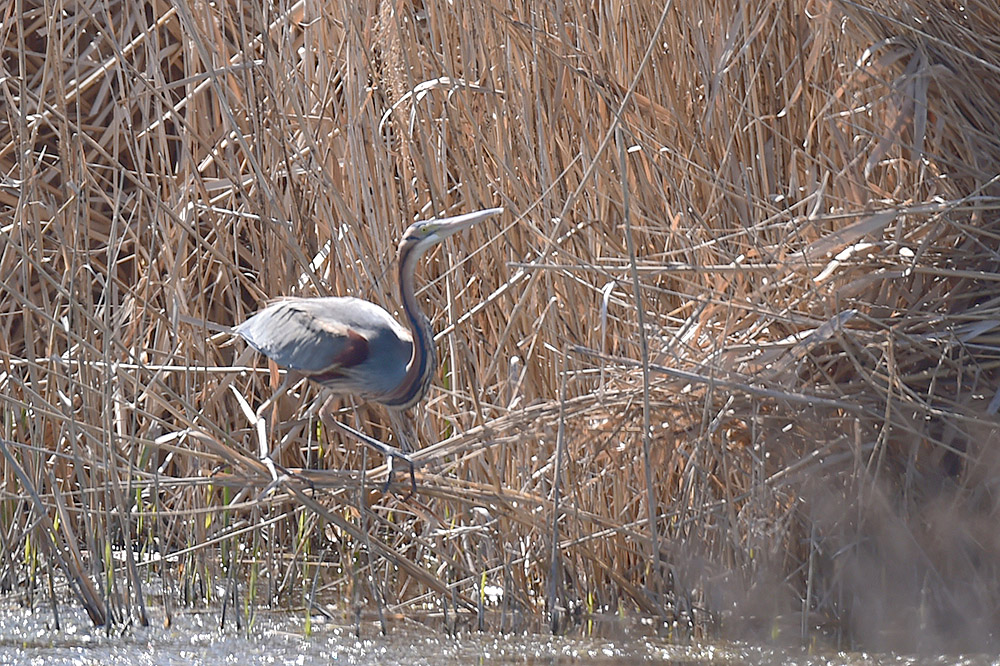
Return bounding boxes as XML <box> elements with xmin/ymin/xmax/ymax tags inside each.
<box><xmin>616</xmin><ymin>126</ymin><xmax>662</xmax><ymax>607</ymax></box>
<box><xmin>547</xmin><ymin>351</ymin><xmax>569</xmax><ymax>634</ymax></box>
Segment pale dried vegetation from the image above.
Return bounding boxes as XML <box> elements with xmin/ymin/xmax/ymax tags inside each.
<box><xmin>2</xmin><ymin>0</ymin><xmax>1000</xmax><ymax>652</ymax></box>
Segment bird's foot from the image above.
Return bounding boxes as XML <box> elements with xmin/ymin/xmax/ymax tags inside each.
<box><xmin>325</xmin><ymin>418</ymin><xmax>418</xmax><ymax>497</ymax></box>
<box><xmin>384</xmin><ymin>448</ymin><xmax>417</xmax><ymax>497</ymax></box>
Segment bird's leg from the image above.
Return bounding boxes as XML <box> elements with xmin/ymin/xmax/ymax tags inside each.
<box><xmin>254</xmin><ymin>370</ymin><xmax>291</xmax><ymax>427</ymax></box>
<box><xmin>321</xmin><ymin>402</ymin><xmax>417</xmax><ymax>495</ymax></box>
<box><xmin>254</xmin><ymin>370</ymin><xmax>296</xmax><ymax>481</ymax></box>
<box><xmin>386</xmin><ymin>410</ymin><xmax>418</xmax><ymax>495</ymax></box>
<box><xmin>383</xmin><ymin>441</ymin><xmax>418</xmax><ymax>497</ymax></box>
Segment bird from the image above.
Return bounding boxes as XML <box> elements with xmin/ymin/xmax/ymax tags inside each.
<box><xmin>236</xmin><ymin>206</ymin><xmax>504</xmax><ymax>491</ymax></box>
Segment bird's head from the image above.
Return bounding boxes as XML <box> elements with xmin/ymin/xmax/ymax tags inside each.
<box><xmin>399</xmin><ymin>207</ymin><xmax>504</xmax><ymax>257</ymax></box>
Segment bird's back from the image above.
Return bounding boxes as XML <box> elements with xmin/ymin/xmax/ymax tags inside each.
<box><xmin>236</xmin><ymin>296</ymin><xmax>413</xmax><ymax>398</ymax></box>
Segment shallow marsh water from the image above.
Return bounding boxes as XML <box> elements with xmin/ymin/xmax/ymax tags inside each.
<box><xmin>0</xmin><ymin>605</ymin><xmax>995</xmax><ymax>665</ymax></box>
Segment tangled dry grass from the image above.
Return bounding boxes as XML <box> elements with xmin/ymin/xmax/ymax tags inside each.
<box><xmin>2</xmin><ymin>0</ymin><xmax>1000</xmax><ymax>652</ymax></box>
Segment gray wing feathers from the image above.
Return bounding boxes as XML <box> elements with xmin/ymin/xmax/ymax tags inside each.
<box><xmin>236</xmin><ymin>297</ymin><xmax>413</xmax><ymax>395</ymax></box>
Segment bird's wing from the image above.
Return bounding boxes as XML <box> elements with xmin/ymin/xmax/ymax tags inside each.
<box><xmin>236</xmin><ymin>296</ymin><xmax>413</xmax><ymax>382</ymax></box>
<box><xmin>236</xmin><ymin>298</ymin><xmax>375</xmax><ymax>374</ymax></box>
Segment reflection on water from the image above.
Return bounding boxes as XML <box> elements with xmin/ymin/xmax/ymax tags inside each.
<box><xmin>0</xmin><ymin>604</ymin><xmax>992</xmax><ymax>665</ymax></box>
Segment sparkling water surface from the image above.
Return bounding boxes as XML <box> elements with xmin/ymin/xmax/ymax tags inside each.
<box><xmin>0</xmin><ymin>604</ymin><xmax>993</xmax><ymax>665</ymax></box>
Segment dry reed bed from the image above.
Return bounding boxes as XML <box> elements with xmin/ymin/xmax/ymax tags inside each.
<box><xmin>1</xmin><ymin>0</ymin><xmax>999</xmax><ymax>651</ymax></box>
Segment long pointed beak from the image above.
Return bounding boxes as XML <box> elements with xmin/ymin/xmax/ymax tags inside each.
<box><xmin>432</xmin><ymin>207</ymin><xmax>504</xmax><ymax>239</ymax></box>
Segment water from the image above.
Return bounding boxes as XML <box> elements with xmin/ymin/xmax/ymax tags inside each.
<box><xmin>0</xmin><ymin>605</ymin><xmax>994</xmax><ymax>665</ymax></box>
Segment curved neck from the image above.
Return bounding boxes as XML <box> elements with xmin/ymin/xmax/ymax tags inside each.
<box><xmin>382</xmin><ymin>245</ymin><xmax>437</xmax><ymax>409</ymax></box>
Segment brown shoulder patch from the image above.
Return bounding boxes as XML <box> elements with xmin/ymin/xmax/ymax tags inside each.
<box><xmin>332</xmin><ymin>328</ymin><xmax>370</xmax><ymax>368</ymax></box>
